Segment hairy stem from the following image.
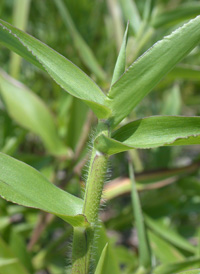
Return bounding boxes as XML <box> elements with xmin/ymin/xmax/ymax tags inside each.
<box><xmin>71</xmin><ymin>121</ymin><xmax>109</xmax><ymax>274</ymax></box>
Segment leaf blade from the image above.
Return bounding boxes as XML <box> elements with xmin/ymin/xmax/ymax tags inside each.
<box><xmin>119</xmin><ymin>0</ymin><xmax>141</xmax><ymax>34</ymax></box>
<box><xmin>0</xmin><ymin>19</ymin><xmax>111</xmax><ymax>118</ymax></box>
<box><xmin>148</xmin><ymin>230</ymin><xmax>185</xmax><ymax>264</ymax></box>
<box><xmin>106</xmin><ymin>16</ymin><xmax>200</xmax><ymax>127</ymax></box>
<box><xmin>0</xmin><ymin>153</ymin><xmax>87</xmax><ymax>227</ymax></box>
<box><xmin>0</xmin><ymin>70</ymin><xmax>67</xmax><ymax>156</ymax></box>
<box><xmin>154</xmin><ymin>258</ymin><xmax>200</xmax><ymax>274</ymax></box>
<box><xmin>111</xmin><ymin>23</ymin><xmax>129</xmax><ymax>86</ymax></box>
<box><xmin>94</xmin><ymin>243</ymin><xmax>108</xmax><ymax>274</ymax></box>
<box><xmin>95</xmin><ymin>116</ymin><xmax>200</xmax><ymax>155</ymax></box>
<box><xmin>146</xmin><ymin>216</ymin><xmax>196</xmax><ymax>254</ymax></box>
<box><xmin>129</xmin><ymin>162</ymin><xmax>151</xmax><ymax>269</ymax></box>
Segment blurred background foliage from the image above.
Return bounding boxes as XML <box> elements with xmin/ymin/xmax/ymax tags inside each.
<box><xmin>0</xmin><ymin>0</ymin><xmax>200</xmax><ymax>273</ymax></box>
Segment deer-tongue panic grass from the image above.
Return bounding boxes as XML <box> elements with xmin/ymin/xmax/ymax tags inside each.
<box><xmin>0</xmin><ymin>5</ymin><xmax>200</xmax><ymax>274</ymax></box>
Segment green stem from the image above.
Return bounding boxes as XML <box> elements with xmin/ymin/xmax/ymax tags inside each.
<box><xmin>72</xmin><ymin>121</ymin><xmax>109</xmax><ymax>274</ymax></box>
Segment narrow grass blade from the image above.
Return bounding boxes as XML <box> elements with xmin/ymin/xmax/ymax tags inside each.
<box><xmin>94</xmin><ymin>243</ymin><xmax>108</xmax><ymax>274</ymax></box>
<box><xmin>107</xmin><ymin>0</ymin><xmax>124</xmax><ymax>51</ymax></box>
<box><xmin>145</xmin><ymin>216</ymin><xmax>196</xmax><ymax>254</ymax></box>
<box><xmin>119</xmin><ymin>0</ymin><xmax>141</xmax><ymax>34</ymax></box>
<box><xmin>95</xmin><ymin>116</ymin><xmax>200</xmax><ymax>155</ymax></box>
<box><xmin>161</xmin><ymin>85</ymin><xmax>181</xmax><ymax>116</ymax></box>
<box><xmin>154</xmin><ymin>258</ymin><xmax>200</xmax><ymax>274</ymax></box>
<box><xmin>143</xmin><ymin>0</ymin><xmax>153</xmax><ymax>22</ymax></box>
<box><xmin>129</xmin><ymin>162</ymin><xmax>151</xmax><ymax>269</ymax></box>
<box><xmin>152</xmin><ymin>2</ymin><xmax>200</xmax><ymax>28</ymax></box>
<box><xmin>148</xmin><ymin>230</ymin><xmax>185</xmax><ymax>263</ymax></box>
<box><xmin>178</xmin><ymin>270</ymin><xmax>200</xmax><ymax>274</ymax></box>
<box><xmin>53</xmin><ymin>0</ymin><xmax>106</xmax><ymax>81</ymax></box>
<box><xmin>0</xmin><ymin>153</ymin><xmax>87</xmax><ymax>227</ymax></box>
<box><xmin>0</xmin><ymin>70</ymin><xmax>67</xmax><ymax>156</ymax></box>
<box><xmin>105</xmin><ymin>16</ymin><xmax>200</xmax><ymax>127</ymax></box>
<box><xmin>94</xmin><ymin>224</ymin><xmax>121</xmax><ymax>274</ymax></box>
<box><xmin>165</xmin><ymin>65</ymin><xmax>200</xmax><ymax>82</ymax></box>
<box><xmin>0</xmin><ymin>19</ymin><xmax>111</xmax><ymax>118</ymax></box>
<box><xmin>10</xmin><ymin>0</ymin><xmax>31</xmax><ymax>78</ymax></box>
<box><xmin>111</xmin><ymin>23</ymin><xmax>129</xmax><ymax>86</ymax></box>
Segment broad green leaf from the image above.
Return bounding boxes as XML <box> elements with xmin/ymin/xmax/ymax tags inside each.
<box><xmin>53</xmin><ymin>0</ymin><xmax>106</xmax><ymax>81</ymax></box>
<box><xmin>154</xmin><ymin>258</ymin><xmax>200</xmax><ymax>274</ymax></box>
<box><xmin>129</xmin><ymin>162</ymin><xmax>151</xmax><ymax>269</ymax></box>
<box><xmin>0</xmin><ymin>19</ymin><xmax>111</xmax><ymax>118</ymax></box>
<box><xmin>95</xmin><ymin>116</ymin><xmax>200</xmax><ymax>155</ymax></box>
<box><xmin>119</xmin><ymin>0</ymin><xmax>141</xmax><ymax>34</ymax></box>
<box><xmin>105</xmin><ymin>16</ymin><xmax>200</xmax><ymax>127</ymax></box>
<box><xmin>111</xmin><ymin>23</ymin><xmax>129</xmax><ymax>86</ymax></box>
<box><xmin>0</xmin><ymin>153</ymin><xmax>87</xmax><ymax>227</ymax></box>
<box><xmin>148</xmin><ymin>230</ymin><xmax>185</xmax><ymax>264</ymax></box>
<box><xmin>179</xmin><ymin>270</ymin><xmax>200</xmax><ymax>274</ymax></box>
<box><xmin>94</xmin><ymin>243</ymin><xmax>108</xmax><ymax>274</ymax></box>
<box><xmin>0</xmin><ymin>70</ymin><xmax>67</xmax><ymax>156</ymax></box>
<box><xmin>10</xmin><ymin>0</ymin><xmax>31</xmax><ymax>78</ymax></box>
<box><xmin>145</xmin><ymin>216</ymin><xmax>196</xmax><ymax>254</ymax></box>
<box><xmin>152</xmin><ymin>2</ymin><xmax>200</xmax><ymax>28</ymax></box>
<box><xmin>0</xmin><ymin>236</ymin><xmax>29</xmax><ymax>274</ymax></box>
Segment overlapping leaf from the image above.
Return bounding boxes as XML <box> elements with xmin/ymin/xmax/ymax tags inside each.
<box><xmin>0</xmin><ymin>19</ymin><xmax>111</xmax><ymax>118</ymax></box>
<box><xmin>0</xmin><ymin>153</ymin><xmax>87</xmax><ymax>227</ymax></box>
<box><xmin>105</xmin><ymin>16</ymin><xmax>200</xmax><ymax>127</ymax></box>
<box><xmin>95</xmin><ymin>116</ymin><xmax>200</xmax><ymax>155</ymax></box>
<box><xmin>0</xmin><ymin>70</ymin><xmax>67</xmax><ymax>156</ymax></box>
